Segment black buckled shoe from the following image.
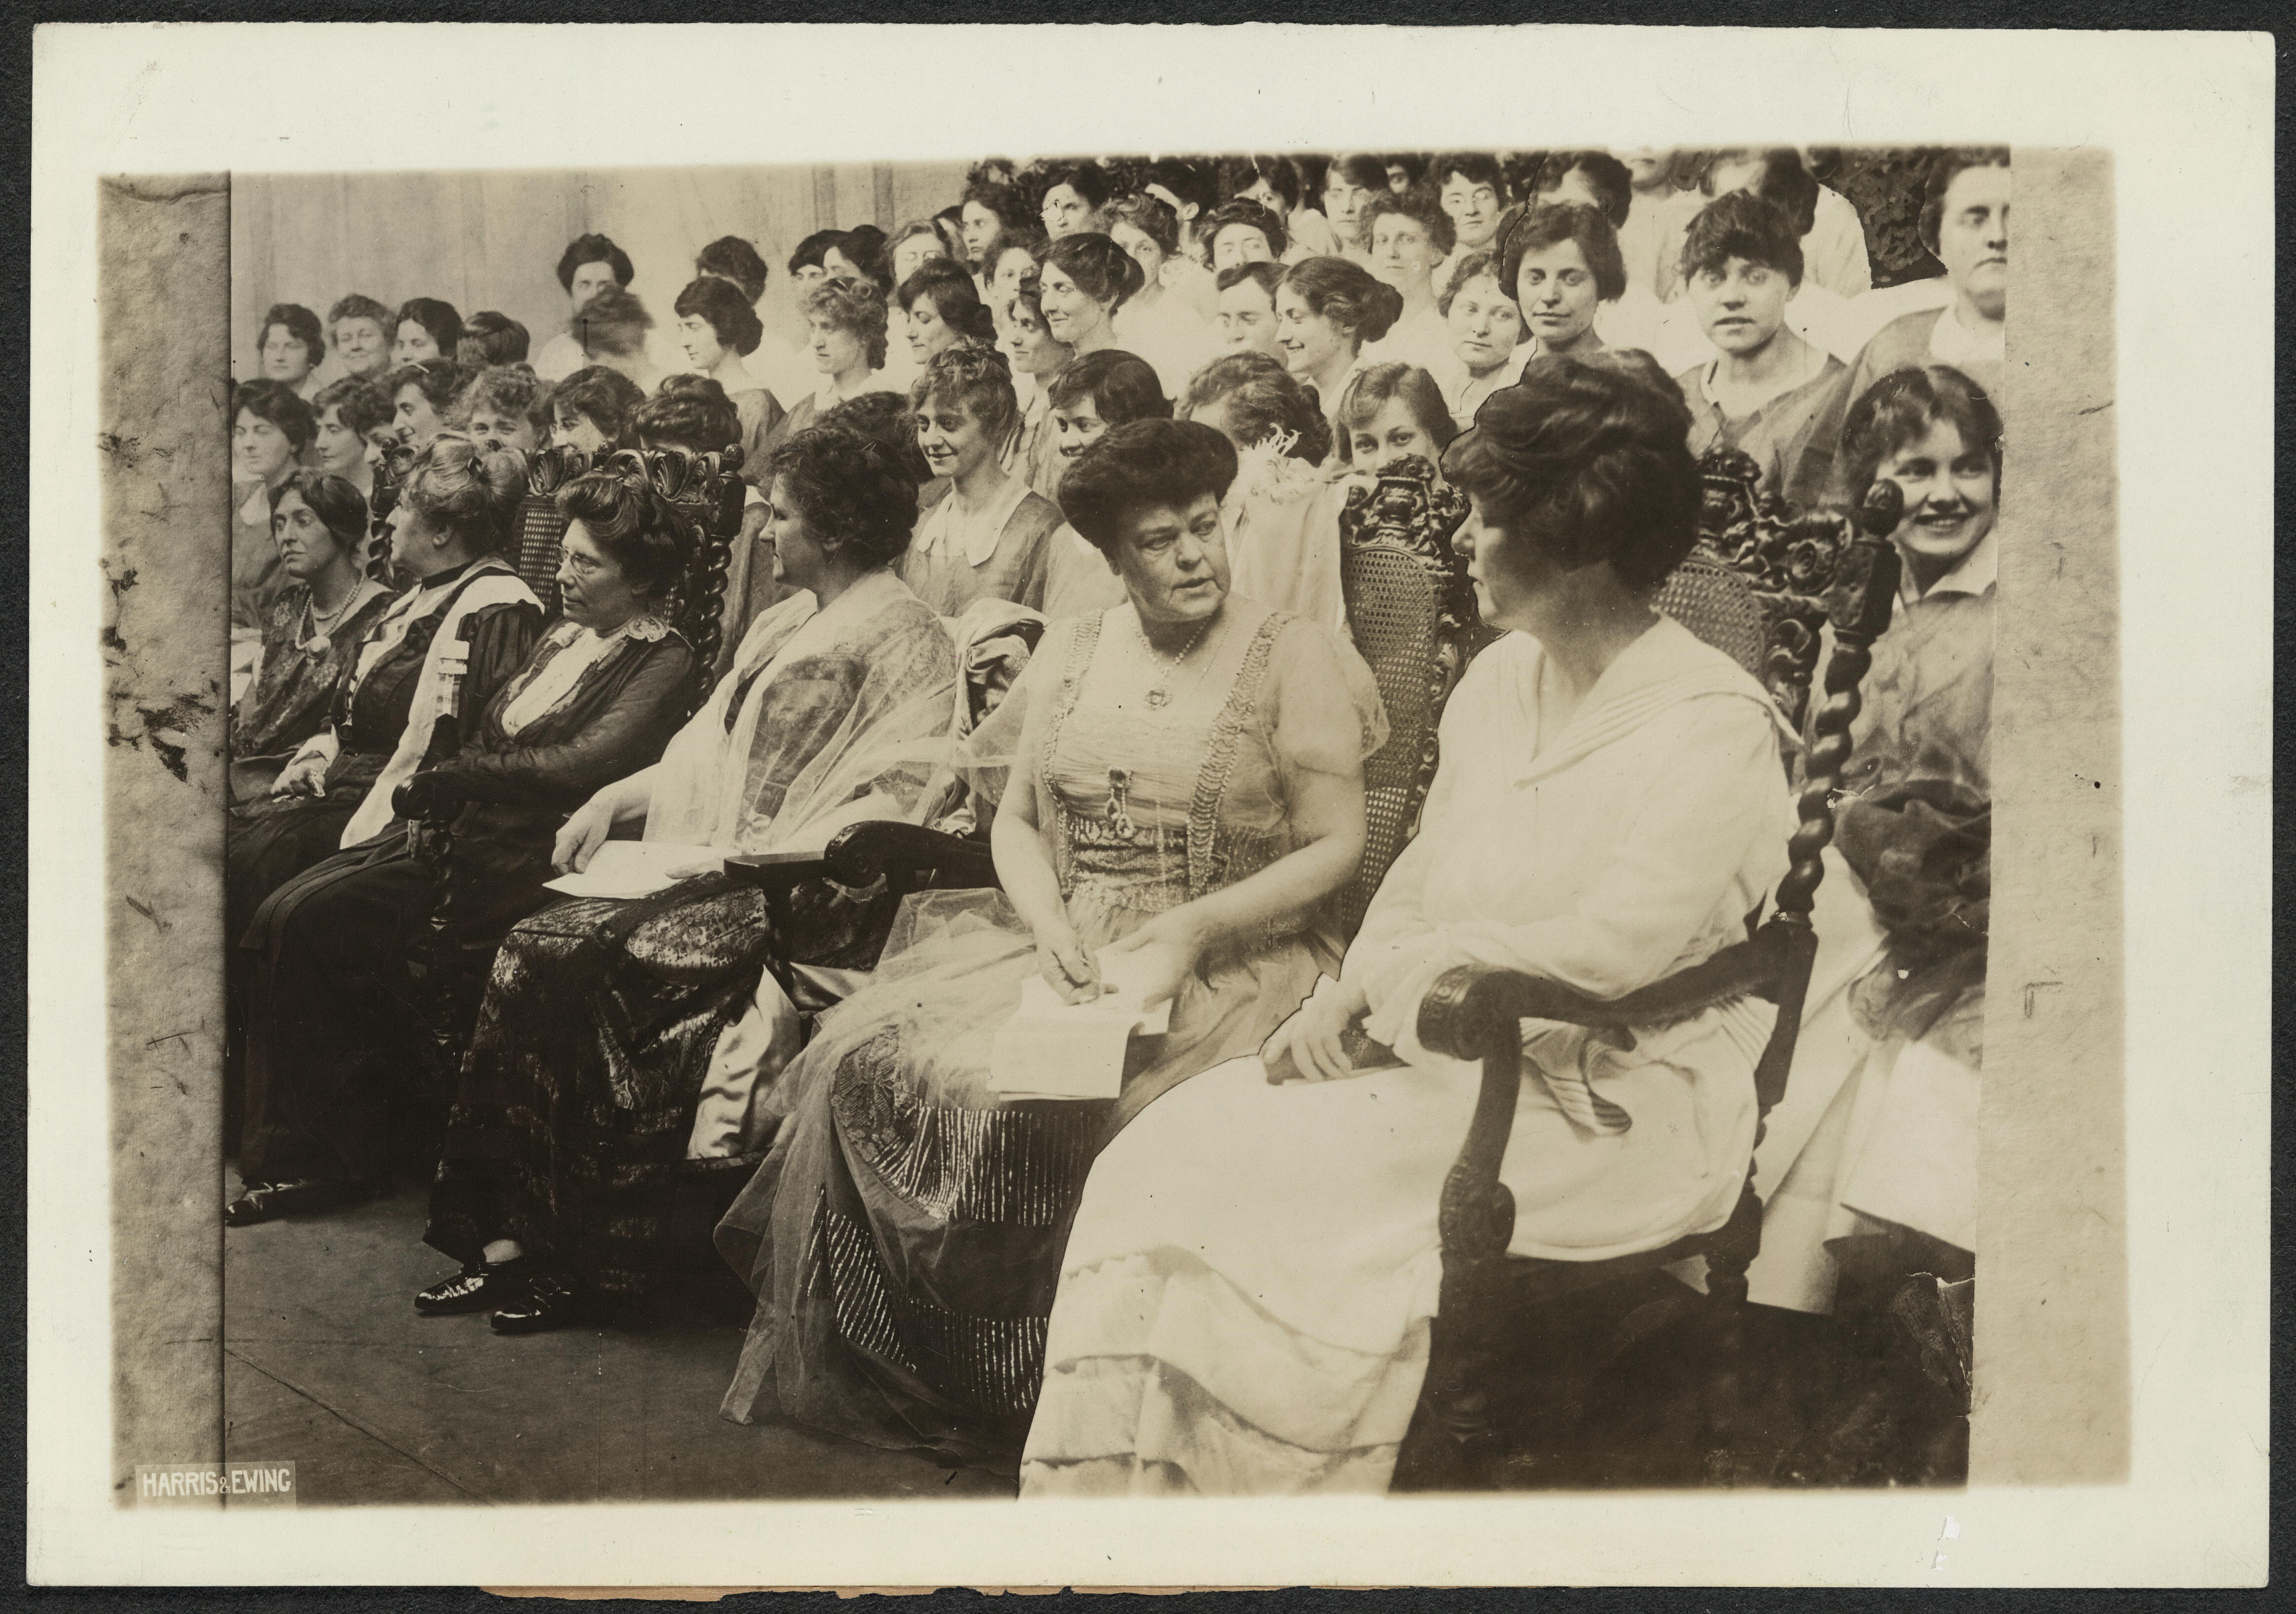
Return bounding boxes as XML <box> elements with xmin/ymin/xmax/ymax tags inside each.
<box><xmin>224</xmin><ymin>1178</ymin><xmax>366</xmax><ymax>1227</ymax></box>
<box><xmin>415</xmin><ymin>1257</ymin><xmax>529</xmax><ymax>1317</ymax></box>
<box><xmin>488</xmin><ymin>1269</ymin><xmax>611</xmax><ymax>1335</ymax></box>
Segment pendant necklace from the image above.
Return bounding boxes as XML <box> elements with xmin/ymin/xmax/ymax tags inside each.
<box><xmin>303</xmin><ymin>583</ymin><xmax>365</xmax><ymax>657</ymax></box>
<box><xmin>1136</xmin><ymin>614</ymin><xmax>1213</xmax><ymax>711</ymax></box>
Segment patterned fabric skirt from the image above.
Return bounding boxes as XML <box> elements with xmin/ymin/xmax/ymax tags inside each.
<box><xmin>424</xmin><ymin>871</ymin><xmax>891</xmax><ymax>1294</ymax></box>
<box><xmin>715</xmin><ymin>888</ymin><xmax>1335</xmax><ymax>1470</ymax></box>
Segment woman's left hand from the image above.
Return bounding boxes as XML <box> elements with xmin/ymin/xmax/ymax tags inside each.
<box><xmin>1098</xmin><ymin>913</ymin><xmax>1203</xmax><ymax>1010</ymax></box>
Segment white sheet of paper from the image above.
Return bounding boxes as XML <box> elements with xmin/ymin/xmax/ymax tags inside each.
<box><xmin>542</xmin><ymin>840</ymin><xmax>724</xmax><ymax>900</ymax></box>
<box><xmin>988</xmin><ymin>956</ymin><xmax>1173</xmax><ymax>1101</ymax></box>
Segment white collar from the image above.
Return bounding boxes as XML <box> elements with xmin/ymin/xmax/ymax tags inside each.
<box><xmin>1902</xmin><ymin>522</ymin><xmax>1999</xmax><ymax>604</ymax></box>
<box><xmin>1929</xmin><ymin>303</ymin><xmax>2005</xmax><ymax>365</ymax></box>
<box><xmin>813</xmin><ymin>370</ymin><xmax>877</xmax><ymax>412</ymax></box>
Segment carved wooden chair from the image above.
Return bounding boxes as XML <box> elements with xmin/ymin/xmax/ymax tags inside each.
<box><xmin>1388</xmin><ymin>453</ymin><xmax>1907</xmax><ymax>1491</ymax></box>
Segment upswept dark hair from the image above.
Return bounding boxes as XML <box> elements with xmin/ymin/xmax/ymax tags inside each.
<box><xmin>399</xmin><ymin>433</ymin><xmax>527</xmax><ymax>556</ymax></box>
<box><xmin>258</xmin><ymin>303</ymin><xmax>323</xmax><ymax>364</ymax></box>
<box><xmin>1439</xmin><ymin>352</ymin><xmax>1700</xmax><ymax>593</ymax></box>
<box><xmin>1680</xmin><ymin>190</ymin><xmax>1807</xmax><ymax>291</ymax></box>
<box><xmin>1536</xmin><ymin>151</ymin><xmax>1635</xmax><ymax>230</ymax></box>
<box><xmin>1045</xmin><ymin>348</ymin><xmax>1171</xmax><ymax>422</ymax></box>
<box><xmin>1919</xmin><ymin>147</ymin><xmax>2011</xmax><ymax>255</ymax></box>
<box><xmin>910</xmin><ymin>345</ymin><xmax>1022</xmax><ymax>449</ymax></box>
<box><xmin>1499</xmin><ymin>202</ymin><xmax>1628</xmax><ymax>305</ymax></box>
<box><xmin>1436</xmin><ymin>248</ymin><xmax>1513</xmax><ymax>318</ymax></box>
<box><xmin>634</xmin><ymin>374</ymin><xmax>742</xmax><ymax>454</ymax></box>
<box><xmin>1146</xmin><ymin>157</ymin><xmax>1218</xmax><ymax>222</ymax></box>
<box><xmin>696</xmin><ymin>235</ymin><xmax>771</xmax><ymax>303</ymax></box>
<box><xmin>1216</xmin><ymin>260</ymin><xmax>1286</xmax><ymax>301</ymax></box>
<box><xmin>961</xmin><ymin>180</ymin><xmax>1034</xmax><ymax>243</ymax></box>
<box><xmin>556</xmin><ymin>233</ymin><xmax>634</xmax><ymax>293</ymax></box>
<box><xmin>456</xmin><ymin>311</ymin><xmax>530</xmax><ymax>367</ymax></box>
<box><xmin>765</xmin><ymin>425</ymin><xmax>920</xmax><ymax>570</ymax></box>
<box><xmin>385</xmin><ymin>358</ymin><xmax>474</xmax><ymax>415</ymax></box>
<box><xmin>574</xmin><ymin>285</ymin><xmax>653</xmax><ymax>360</ymax></box>
<box><xmin>1058</xmin><ymin>418</ymin><xmax>1240</xmax><ymax>555</ymax></box>
<box><xmin>829</xmin><ymin>224</ymin><xmax>894</xmax><ymax>294</ymax></box>
<box><xmin>1044</xmin><ymin>232</ymin><xmax>1147</xmax><ymax>313</ymax></box>
<box><xmin>395</xmin><ymin>298</ymin><xmax>464</xmax><ymax>358</ymax></box>
<box><xmin>553</xmin><ymin>464</ymin><xmax>697</xmax><ymax>600</ymax></box>
<box><xmin>818</xmin><ymin>392</ymin><xmax>934</xmax><ymax>483</ymax></box>
<box><xmin>234</xmin><ymin>378</ymin><xmax>317</xmax><ymax>452</ymax></box>
<box><xmin>1178</xmin><ymin>350</ymin><xmax>1332</xmax><ymax>466</ymax></box>
<box><xmin>1326</xmin><ymin>153</ymin><xmax>1391</xmax><ymax>195</ymax></box>
<box><xmin>1224</xmin><ymin>154</ymin><xmax>1303</xmax><ymax>213</ymax></box>
<box><xmin>453</xmin><ymin>364</ymin><xmax>552</xmax><ymax>432</ymax></box>
<box><xmin>1201</xmin><ymin>198</ymin><xmax>1288</xmax><ymax>260</ymax></box>
<box><xmin>1277</xmin><ymin>256</ymin><xmax>1404</xmax><ymax>348</ymax></box>
<box><xmin>311</xmin><ymin>375</ymin><xmax>394</xmax><ymax>438</ymax></box>
<box><xmin>1005</xmin><ymin>270</ymin><xmax>1056</xmax><ymax>333</ymax></box>
<box><xmin>897</xmin><ymin>258</ymin><xmax>997</xmax><ymax>348</ymax></box>
<box><xmin>1109</xmin><ymin>192</ymin><xmax>1182</xmax><ymax>257</ymax></box>
<box><xmin>267</xmin><ymin>469</ymin><xmax>369</xmax><ymax>550</ymax></box>
<box><xmin>1721</xmin><ymin>148</ymin><xmax>1822</xmax><ymax>240</ymax></box>
<box><xmin>552</xmin><ymin>365</ymin><xmax>649</xmax><ymax>449</ymax></box>
<box><xmin>1431</xmin><ymin>152</ymin><xmax>1507</xmax><ymax>195</ymax></box>
<box><xmin>326</xmin><ymin>293</ymin><xmax>392</xmax><ymax>332</ymax></box>
<box><xmin>673</xmin><ymin>275</ymin><xmax>765</xmax><ymax>358</ymax></box>
<box><xmin>788</xmin><ymin>229</ymin><xmax>844</xmax><ymax>277</ymax></box>
<box><xmin>1840</xmin><ymin>364</ymin><xmax>2004</xmax><ymax>500</ymax></box>
<box><xmin>802</xmin><ymin>278</ymin><xmax>891</xmax><ymax>371</ymax></box>
<box><xmin>1042</xmin><ymin>161</ymin><xmax>1114</xmax><ymax>215</ymax></box>
<box><xmin>1334</xmin><ymin>362</ymin><xmax>1458</xmax><ymax>465</ymax></box>
<box><xmin>1360</xmin><ymin>186</ymin><xmax>1457</xmax><ymax>257</ymax></box>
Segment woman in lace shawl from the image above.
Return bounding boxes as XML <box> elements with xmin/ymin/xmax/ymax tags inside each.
<box><xmin>1177</xmin><ymin>351</ymin><xmax>1346</xmax><ymax>627</ymax></box>
<box><xmin>413</xmin><ymin>427</ymin><xmax>960</xmax><ymax>1335</ymax></box>
<box><xmin>229</xmin><ymin>466</ymin><xmax>701</xmax><ymax>1227</ymax></box>
<box><xmin>715</xmin><ymin>418</ymin><xmax>1386</xmax><ymax>1470</ymax></box>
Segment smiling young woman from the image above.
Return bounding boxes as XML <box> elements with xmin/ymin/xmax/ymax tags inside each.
<box><xmin>899</xmin><ymin>344</ymin><xmax>1064</xmax><ymax>616</ymax></box>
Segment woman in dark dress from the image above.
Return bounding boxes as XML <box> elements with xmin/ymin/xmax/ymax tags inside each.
<box><xmin>229</xmin><ymin>464</ymin><xmax>702</xmax><ymax>1225</ymax></box>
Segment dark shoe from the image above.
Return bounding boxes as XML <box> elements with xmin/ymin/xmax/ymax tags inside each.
<box><xmin>224</xmin><ymin>1178</ymin><xmax>365</xmax><ymax>1227</ymax></box>
<box><xmin>415</xmin><ymin>1257</ymin><xmax>529</xmax><ymax>1317</ymax></box>
<box><xmin>489</xmin><ymin>1269</ymin><xmax>611</xmax><ymax>1335</ymax></box>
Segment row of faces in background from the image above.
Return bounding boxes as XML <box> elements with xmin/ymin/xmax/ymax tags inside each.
<box><xmin>256</xmin><ymin>308</ymin><xmax>447</xmax><ymax>387</ymax></box>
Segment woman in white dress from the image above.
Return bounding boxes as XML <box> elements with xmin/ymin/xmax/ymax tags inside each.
<box><xmin>1273</xmin><ymin>256</ymin><xmax>1404</xmax><ymax>439</ymax></box>
<box><xmin>1175</xmin><ymin>351</ymin><xmax>1345</xmax><ymax>625</ymax></box>
<box><xmin>1108</xmin><ymin>193</ymin><xmax>1219</xmax><ymax>393</ymax></box>
<box><xmin>1020</xmin><ymin>351</ymin><xmax>1791</xmax><ymax>1496</ymax></box>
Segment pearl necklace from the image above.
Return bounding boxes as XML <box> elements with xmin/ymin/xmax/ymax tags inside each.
<box><xmin>1136</xmin><ymin>614</ymin><xmax>1213</xmax><ymax>710</ymax></box>
<box><xmin>302</xmin><ymin>582</ymin><xmax>367</xmax><ymax>657</ymax></box>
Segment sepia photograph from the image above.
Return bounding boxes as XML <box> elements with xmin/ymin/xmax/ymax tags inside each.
<box><xmin>31</xmin><ymin>21</ymin><xmax>2270</xmax><ymax>1589</ymax></box>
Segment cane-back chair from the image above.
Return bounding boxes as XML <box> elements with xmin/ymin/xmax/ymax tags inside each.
<box><xmin>1388</xmin><ymin>456</ymin><xmax>1908</xmax><ymax>1491</ymax></box>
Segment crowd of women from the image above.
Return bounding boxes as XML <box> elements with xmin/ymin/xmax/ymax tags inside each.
<box><xmin>223</xmin><ymin>145</ymin><xmax>2006</xmax><ymax>1492</ymax></box>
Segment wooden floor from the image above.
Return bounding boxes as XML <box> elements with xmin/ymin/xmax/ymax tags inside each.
<box><xmin>222</xmin><ymin>1178</ymin><xmax>1015</xmax><ymax>1508</ymax></box>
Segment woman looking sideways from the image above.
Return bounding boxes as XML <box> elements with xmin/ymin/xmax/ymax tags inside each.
<box><xmin>1272</xmin><ymin>256</ymin><xmax>1403</xmax><ymax>436</ymax></box>
<box><xmin>1213</xmin><ymin>261</ymin><xmax>1286</xmax><ymax>362</ymax></box>
<box><xmin>999</xmin><ymin>272</ymin><xmax>1076</xmax><ymax>488</ymax></box>
<box><xmin>1108</xmin><ymin>193</ymin><xmax>1217</xmax><ymax>395</ymax></box>
<box><xmin>766</xmin><ymin>278</ymin><xmax>891</xmax><ymax>451</ymax></box>
<box><xmin>901</xmin><ymin>345</ymin><xmax>1064</xmax><ymax>616</ymax></box>
<box><xmin>307</xmin><ymin>376</ymin><xmax>394</xmax><ymax>504</ymax></box>
<box><xmin>392</xmin><ymin>297</ymin><xmax>465</xmax><ymax>366</ymax></box>
<box><xmin>672</xmin><ymin>274</ymin><xmax>786</xmax><ymax>468</ymax></box>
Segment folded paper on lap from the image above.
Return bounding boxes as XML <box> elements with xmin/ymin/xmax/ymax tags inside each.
<box><xmin>542</xmin><ymin>840</ymin><xmax>730</xmax><ymax>900</ymax></box>
<box><xmin>990</xmin><ymin>955</ymin><xmax>1175</xmax><ymax>1101</ymax></box>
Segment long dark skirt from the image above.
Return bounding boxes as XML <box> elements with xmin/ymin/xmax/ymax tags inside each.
<box><xmin>237</xmin><ymin>832</ymin><xmax>435</xmax><ymax>1184</ymax></box>
<box><xmin>424</xmin><ymin>872</ymin><xmax>892</xmax><ymax>1295</ymax></box>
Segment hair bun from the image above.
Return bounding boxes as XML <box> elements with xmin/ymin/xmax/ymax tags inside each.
<box><xmin>1362</xmin><ymin>281</ymin><xmax>1405</xmax><ymax>344</ymax></box>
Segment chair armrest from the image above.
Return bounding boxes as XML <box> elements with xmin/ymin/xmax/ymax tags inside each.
<box><xmin>819</xmin><ymin>820</ymin><xmax>999</xmax><ymax>891</ymax></box>
<box><xmin>1413</xmin><ymin>933</ymin><xmax>1789</xmax><ymax>1063</ymax></box>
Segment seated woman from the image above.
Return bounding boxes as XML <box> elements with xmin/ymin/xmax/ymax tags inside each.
<box><xmin>767</xmin><ymin>279</ymin><xmax>890</xmax><ymax>451</ymax></box>
<box><xmin>1035</xmin><ymin>349</ymin><xmax>1172</xmax><ymax>619</ymax></box>
<box><xmin>1433</xmin><ymin>248</ymin><xmax>1529</xmax><ymax>431</ymax></box>
<box><xmin>1108</xmin><ymin>194</ymin><xmax>1217</xmax><ymax>393</ymax></box>
<box><xmin>232</xmin><ymin>380</ymin><xmax>318</xmax><ymax>700</ymax></box>
<box><xmin>998</xmin><ymin>272</ymin><xmax>1075</xmax><ymax>488</ymax></box>
<box><xmin>572</xmin><ymin>285</ymin><xmax>662</xmax><ymax>396</ymax></box>
<box><xmin>414</xmin><ymin>426</ymin><xmax>959</xmax><ymax>1333</ymax></box>
<box><xmin>1226</xmin><ymin>153</ymin><xmax>1337</xmax><ymax>263</ymax></box>
<box><xmin>1333</xmin><ymin>361</ymin><xmax>1458</xmax><ymax>480</ymax></box>
<box><xmin>1201</xmin><ymin>198</ymin><xmax>1287</xmax><ymax>274</ymax></box>
<box><xmin>672</xmin><ymin>275</ymin><xmax>787</xmax><ymax>466</ymax></box>
<box><xmin>1019</xmin><ymin>355</ymin><xmax>1791</xmax><ymax>1496</ymax></box>
<box><xmin>386</xmin><ymin>358</ymin><xmax>475</xmax><ymax>454</ymax></box>
<box><xmin>1357</xmin><ymin>189</ymin><xmax>1459</xmax><ymax>375</ymax></box>
<box><xmin>452</xmin><ymin>364</ymin><xmax>551</xmax><ymax>461</ymax></box>
<box><xmin>307</xmin><ymin>376</ymin><xmax>393</xmax><ymax>504</ymax></box>
<box><xmin>1177</xmin><ymin>351</ymin><xmax>1346</xmax><ymax>625</ymax></box>
<box><xmin>899</xmin><ymin>346</ymin><xmax>1064</xmax><ymax>616</ymax></box>
<box><xmin>960</xmin><ymin>180</ymin><xmax>1034</xmax><ymax>291</ymax></box>
<box><xmin>1274</xmin><ymin>257</ymin><xmax>1404</xmax><ymax>437</ymax></box>
<box><xmin>226</xmin><ymin>437</ymin><xmax>541</xmax><ymax>949</ymax></box>
<box><xmin>256</xmin><ymin>302</ymin><xmax>324</xmax><ymax>399</ymax></box>
<box><xmin>1504</xmin><ymin>200</ymin><xmax>1625</xmax><ymax>364</ymax></box>
<box><xmin>229</xmin><ymin>472</ymin><xmax>395</xmax><ymax>803</ymax></box>
<box><xmin>392</xmin><ymin>297</ymin><xmax>465</xmax><ymax>366</ymax></box>
<box><xmin>897</xmin><ymin>257</ymin><xmax>999</xmax><ymax>373</ymax></box>
<box><xmin>549</xmin><ymin>365</ymin><xmax>647</xmax><ymax>457</ymax></box>
<box><xmin>1212</xmin><ymin>261</ymin><xmax>1286</xmax><ymax>361</ymax></box>
<box><xmin>716</xmin><ymin>416</ymin><xmax>1386</xmax><ymax>1467</ymax></box>
<box><xmin>456</xmin><ymin>311</ymin><xmax>531</xmax><ymax>368</ymax></box>
<box><xmin>1036</xmin><ymin>233</ymin><xmax>1148</xmax><ymax>381</ymax></box>
<box><xmin>325</xmin><ymin>294</ymin><xmax>396</xmax><ymax>384</ymax></box>
<box><xmin>229</xmin><ymin>465</ymin><xmax>702</xmax><ymax>1226</ymax></box>
<box><xmin>1748</xmin><ymin>365</ymin><xmax>1995</xmax><ymax>1322</ymax></box>
<box><xmin>1038</xmin><ymin>161</ymin><xmax>1115</xmax><ymax>241</ymax></box>
<box><xmin>982</xmin><ymin>229</ymin><xmax>1050</xmax><ymax>321</ymax></box>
